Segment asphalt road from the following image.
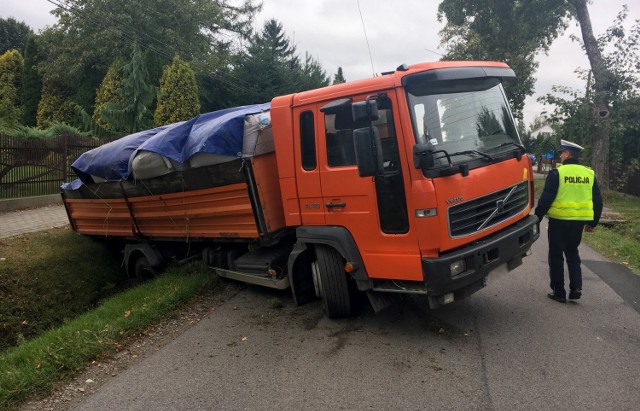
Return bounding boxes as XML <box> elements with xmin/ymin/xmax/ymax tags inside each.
<box><xmin>71</xmin><ymin>220</ymin><xmax>640</xmax><ymax>411</ymax></box>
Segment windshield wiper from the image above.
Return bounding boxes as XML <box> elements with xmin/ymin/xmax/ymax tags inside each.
<box><xmin>451</xmin><ymin>150</ymin><xmax>495</xmax><ymax>162</ymax></box>
<box><xmin>493</xmin><ymin>141</ymin><xmax>526</xmax><ymax>152</ymax></box>
<box><xmin>489</xmin><ymin>141</ymin><xmax>526</xmax><ymax>160</ymax></box>
<box><xmin>426</xmin><ymin>149</ymin><xmax>494</xmax><ymax>165</ymax></box>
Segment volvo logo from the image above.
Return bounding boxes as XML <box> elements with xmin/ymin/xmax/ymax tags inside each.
<box><xmin>446</xmin><ymin>196</ymin><xmax>464</xmax><ymax>205</ymax></box>
<box><xmin>477</xmin><ymin>185</ymin><xmax>517</xmax><ymax>231</ymax></box>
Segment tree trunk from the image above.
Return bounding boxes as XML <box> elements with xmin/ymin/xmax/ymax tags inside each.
<box><xmin>569</xmin><ymin>0</ymin><xmax>611</xmax><ymax>191</ymax></box>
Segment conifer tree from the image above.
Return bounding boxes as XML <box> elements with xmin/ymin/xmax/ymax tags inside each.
<box><xmin>100</xmin><ymin>44</ymin><xmax>156</xmax><ymax>133</ymax></box>
<box><xmin>20</xmin><ymin>35</ymin><xmax>42</xmax><ymax>126</ymax></box>
<box><xmin>0</xmin><ymin>49</ymin><xmax>24</xmax><ymax>126</ymax></box>
<box><xmin>36</xmin><ymin>79</ymin><xmax>76</xmax><ymax>128</ymax></box>
<box><xmin>92</xmin><ymin>58</ymin><xmax>125</xmax><ymax>131</ymax></box>
<box><xmin>232</xmin><ymin>19</ymin><xmax>329</xmax><ymax>105</ymax></box>
<box><xmin>332</xmin><ymin>67</ymin><xmax>346</xmax><ymax>85</ymax></box>
<box><xmin>154</xmin><ymin>55</ymin><xmax>200</xmax><ymax>126</ymax></box>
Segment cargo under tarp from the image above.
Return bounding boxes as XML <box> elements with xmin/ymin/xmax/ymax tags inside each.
<box><xmin>63</xmin><ymin>102</ymin><xmax>271</xmax><ymax>187</ymax></box>
<box><xmin>60</xmin><ymin>102</ymin><xmax>287</xmax><ymax>240</ymax></box>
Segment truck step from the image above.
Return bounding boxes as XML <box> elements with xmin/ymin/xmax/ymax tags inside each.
<box><xmin>233</xmin><ymin>244</ymin><xmax>291</xmax><ymax>276</ymax></box>
<box><xmin>211</xmin><ymin>267</ymin><xmax>290</xmax><ymax>290</ymax></box>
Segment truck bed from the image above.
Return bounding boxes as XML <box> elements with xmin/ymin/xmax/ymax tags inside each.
<box><xmin>62</xmin><ymin>154</ymin><xmax>286</xmax><ymax>241</ymax></box>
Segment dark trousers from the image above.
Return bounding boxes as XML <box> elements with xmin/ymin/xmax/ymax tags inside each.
<box><xmin>548</xmin><ymin>218</ymin><xmax>586</xmax><ymax>297</ymax></box>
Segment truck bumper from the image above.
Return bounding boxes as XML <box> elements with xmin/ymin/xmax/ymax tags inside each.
<box><xmin>422</xmin><ymin>215</ymin><xmax>539</xmax><ymax>305</ymax></box>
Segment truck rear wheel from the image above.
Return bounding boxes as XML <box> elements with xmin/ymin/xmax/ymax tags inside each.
<box><xmin>133</xmin><ymin>255</ymin><xmax>156</xmax><ymax>281</ymax></box>
<box><xmin>315</xmin><ymin>245</ymin><xmax>351</xmax><ymax>318</ymax></box>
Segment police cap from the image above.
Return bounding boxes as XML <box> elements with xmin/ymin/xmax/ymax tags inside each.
<box><xmin>560</xmin><ymin>139</ymin><xmax>584</xmax><ymax>152</ymax></box>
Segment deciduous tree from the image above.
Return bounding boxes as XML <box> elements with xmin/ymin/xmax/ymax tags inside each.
<box><xmin>438</xmin><ymin>0</ymin><xmax>621</xmax><ymax>190</ymax></box>
<box><xmin>437</xmin><ymin>0</ymin><xmax>572</xmax><ymax>120</ymax></box>
<box><xmin>568</xmin><ymin>0</ymin><xmax>613</xmax><ymax>189</ymax></box>
<box><xmin>40</xmin><ymin>0</ymin><xmax>260</xmax><ymax>92</ymax></box>
<box><xmin>540</xmin><ymin>7</ymin><xmax>640</xmax><ymax>182</ymax></box>
<box><xmin>0</xmin><ymin>18</ymin><xmax>32</xmax><ymax>55</ymax></box>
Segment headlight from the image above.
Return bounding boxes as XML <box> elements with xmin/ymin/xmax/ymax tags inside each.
<box><xmin>450</xmin><ymin>259</ymin><xmax>467</xmax><ymax>277</ymax></box>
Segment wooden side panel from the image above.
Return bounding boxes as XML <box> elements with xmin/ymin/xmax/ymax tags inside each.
<box><xmin>64</xmin><ymin>198</ymin><xmax>135</xmax><ymax>237</ymax></box>
<box><xmin>64</xmin><ymin>183</ymin><xmax>260</xmax><ymax>239</ymax></box>
<box><xmin>129</xmin><ymin>183</ymin><xmax>258</xmax><ymax>238</ymax></box>
<box><xmin>251</xmin><ymin>153</ymin><xmax>287</xmax><ymax>232</ymax></box>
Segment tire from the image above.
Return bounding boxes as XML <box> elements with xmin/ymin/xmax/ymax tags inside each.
<box><xmin>133</xmin><ymin>255</ymin><xmax>156</xmax><ymax>282</ymax></box>
<box><xmin>315</xmin><ymin>245</ymin><xmax>351</xmax><ymax>318</ymax></box>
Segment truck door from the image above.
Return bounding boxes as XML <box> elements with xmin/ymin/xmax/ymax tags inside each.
<box><xmin>317</xmin><ymin>92</ymin><xmax>422</xmax><ymax>281</ymax></box>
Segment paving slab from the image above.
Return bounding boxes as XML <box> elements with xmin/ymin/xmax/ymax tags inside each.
<box><xmin>0</xmin><ymin>205</ymin><xmax>69</xmax><ymax>239</ymax></box>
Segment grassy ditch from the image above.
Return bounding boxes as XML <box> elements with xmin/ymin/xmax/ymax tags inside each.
<box><xmin>534</xmin><ymin>176</ymin><xmax>640</xmax><ymax>275</ymax></box>
<box><xmin>582</xmin><ymin>190</ymin><xmax>640</xmax><ymax>276</ymax></box>
<box><xmin>0</xmin><ymin>230</ymin><xmax>125</xmax><ymax>350</ymax></box>
<box><xmin>0</xmin><ymin>230</ymin><xmax>219</xmax><ymax>409</ymax></box>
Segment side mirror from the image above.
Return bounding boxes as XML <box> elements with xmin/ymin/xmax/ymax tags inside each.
<box><xmin>352</xmin><ymin>100</ymin><xmax>379</xmax><ymax>123</ymax></box>
<box><xmin>413</xmin><ymin>143</ymin><xmax>435</xmax><ymax>169</ymax></box>
<box><xmin>354</xmin><ymin>127</ymin><xmax>383</xmax><ymax>177</ymax></box>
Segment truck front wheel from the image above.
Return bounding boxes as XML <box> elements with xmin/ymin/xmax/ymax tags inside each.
<box><xmin>314</xmin><ymin>245</ymin><xmax>351</xmax><ymax>319</ymax></box>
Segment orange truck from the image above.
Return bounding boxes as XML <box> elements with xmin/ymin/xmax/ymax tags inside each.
<box><xmin>62</xmin><ymin>60</ymin><xmax>539</xmax><ymax>318</ymax></box>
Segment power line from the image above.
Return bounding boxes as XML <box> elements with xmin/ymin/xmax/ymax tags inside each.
<box><xmin>425</xmin><ymin>48</ymin><xmax>444</xmax><ymax>57</ymax></box>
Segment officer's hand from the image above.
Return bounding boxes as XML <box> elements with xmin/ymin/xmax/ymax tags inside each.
<box><xmin>585</xmin><ymin>225</ymin><xmax>595</xmax><ymax>233</ymax></box>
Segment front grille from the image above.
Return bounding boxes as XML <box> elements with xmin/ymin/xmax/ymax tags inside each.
<box><xmin>448</xmin><ymin>181</ymin><xmax>529</xmax><ymax>237</ymax></box>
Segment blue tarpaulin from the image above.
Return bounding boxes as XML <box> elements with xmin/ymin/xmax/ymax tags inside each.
<box><xmin>65</xmin><ymin>103</ymin><xmax>270</xmax><ymax>187</ymax></box>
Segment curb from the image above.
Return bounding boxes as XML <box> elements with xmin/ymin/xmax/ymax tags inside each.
<box><xmin>0</xmin><ymin>194</ymin><xmax>62</xmax><ymax>213</ymax></box>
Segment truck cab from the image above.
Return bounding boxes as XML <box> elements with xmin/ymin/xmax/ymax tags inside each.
<box><xmin>271</xmin><ymin>61</ymin><xmax>539</xmax><ymax>316</ymax></box>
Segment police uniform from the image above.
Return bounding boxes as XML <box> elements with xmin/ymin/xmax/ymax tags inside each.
<box><xmin>534</xmin><ymin>140</ymin><xmax>603</xmax><ymax>303</ymax></box>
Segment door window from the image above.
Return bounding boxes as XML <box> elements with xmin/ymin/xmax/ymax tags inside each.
<box><xmin>374</xmin><ymin>98</ymin><xmax>408</xmax><ymax>234</ymax></box>
<box><xmin>324</xmin><ymin>111</ymin><xmax>357</xmax><ymax>167</ymax></box>
<box><xmin>300</xmin><ymin>111</ymin><xmax>316</xmax><ymax>171</ymax></box>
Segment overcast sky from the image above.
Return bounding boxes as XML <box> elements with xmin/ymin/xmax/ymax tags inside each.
<box><xmin>2</xmin><ymin>0</ymin><xmax>637</xmax><ymax>128</ymax></box>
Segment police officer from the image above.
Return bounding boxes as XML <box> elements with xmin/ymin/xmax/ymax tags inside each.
<box><xmin>535</xmin><ymin>139</ymin><xmax>603</xmax><ymax>303</ymax></box>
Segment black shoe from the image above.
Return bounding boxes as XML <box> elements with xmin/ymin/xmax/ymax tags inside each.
<box><xmin>569</xmin><ymin>289</ymin><xmax>582</xmax><ymax>300</ymax></box>
<box><xmin>547</xmin><ymin>293</ymin><xmax>567</xmax><ymax>303</ymax></box>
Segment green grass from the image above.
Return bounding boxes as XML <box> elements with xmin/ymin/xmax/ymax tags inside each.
<box><xmin>582</xmin><ymin>191</ymin><xmax>640</xmax><ymax>276</ymax></box>
<box><xmin>0</xmin><ymin>231</ymin><xmax>125</xmax><ymax>350</ymax></box>
<box><xmin>0</xmin><ymin>258</ymin><xmax>219</xmax><ymax>409</ymax></box>
<box><xmin>534</xmin><ymin>176</ymin><xmax>640</xmax><ymax>276</ymax></box>
<box><xmin>0</xmin><ymin>229</ymin><xmax>220</xmax><ymax>408</ymax></box>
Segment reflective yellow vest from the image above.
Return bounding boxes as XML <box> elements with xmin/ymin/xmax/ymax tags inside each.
<box><xmin>547</xmin><ymin>164</ymin><xmax>595</xmax><ymax>220</ymax></box>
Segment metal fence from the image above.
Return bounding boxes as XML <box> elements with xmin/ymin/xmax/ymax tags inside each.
<box><xmin>0</xmin><ymin>134</ymin><xmax>103</xmax><ymax>199</ymax></box>
<box><xmin>611</xmin><ymin>164</ymin><xmax>640</xmax><ymax>197</ymax></box>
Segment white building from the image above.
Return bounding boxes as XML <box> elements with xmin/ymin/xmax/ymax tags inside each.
<box><xmin>530</xmin><ymin>124</ymin><xmax>555</xmax><ymax>140</ymax></box>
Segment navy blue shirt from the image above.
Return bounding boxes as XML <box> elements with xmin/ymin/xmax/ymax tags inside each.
<box><xmin>534</xmin><ymin>158</ymin><xmax>603</xmax><ymax>227</ymax></box>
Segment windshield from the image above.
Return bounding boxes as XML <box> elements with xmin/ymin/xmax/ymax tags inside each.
<box><xmin>407</xmin><ymin>78</ymin><xmax>520</xmax><ymax>167</ymax></box>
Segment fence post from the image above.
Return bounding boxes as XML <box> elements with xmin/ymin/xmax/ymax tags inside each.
<box><xmin>63</xmin><ymin>134</ymin><xmax>68</xmax><ymax>183</ymax></box>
